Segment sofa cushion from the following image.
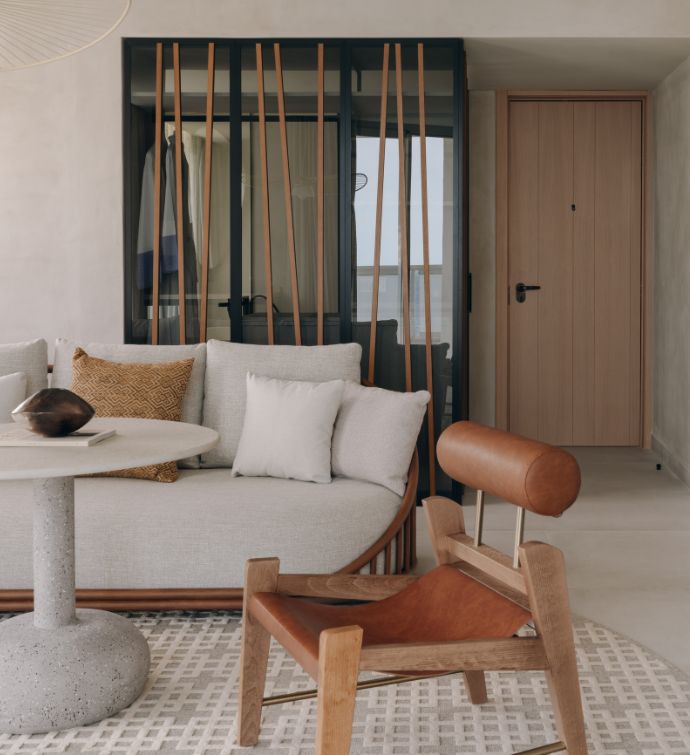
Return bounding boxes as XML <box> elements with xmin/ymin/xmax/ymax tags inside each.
<box><xmin>0</xmin><ymin>372</ymin><xmax>27</xmax><ymax>422</ymax></box>
<box><xmin>0</xmin><ymin>339</ymin><xmax>47</xmax><ymax>397</ymax></box>
<box><xmin>52</xmin><ymin>339</ymin><xmax>206</xmax><ymax>468</ymax></box>
<box><xmin>0</xmin><ymin>472</ymin><xmax>402</xmax><ymax>589</ymax></box>
<box><xmin>332</xmin><ymin>382</ymin><xmax>430</xmax><ymax>495</ymax></box>
<box><xmin>201</xmin><ymin>340</ymin><xmax>362</xmax><ymax>467</ymax></box>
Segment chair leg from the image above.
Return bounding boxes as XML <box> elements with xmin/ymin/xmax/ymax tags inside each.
<box><xmin>423</xmin><ymin>496</ymin><xmax>466</xmax><ymax>566</ymax></box>
<box><xmin>237</xmin><ymin>557</ymin><xmax>280</xmax><ymax>746</ymax></box>
<box><xmin>315</xmin><ymin>626</ymin><xmax>363</xmax><ymax>755</ymax></box>
<box><xmin>463</xmin><ymin>670</ymin><xmax>488</xmax><ymax>704</ymax></box>
<box><xmin>520</xmin><ymin>542</ymin><xmax>588</xmax><ymax>755</ymax></box>
<box><xmin>425</xmin><ymin>498</ymin><xmax>490</xmax><ymax>706</ymax></box>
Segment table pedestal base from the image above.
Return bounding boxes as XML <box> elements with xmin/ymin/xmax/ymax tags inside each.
<box><xmin>0</xmin><ymin>608</ymin><xmax>150</xmax><ymax>734</ymax></box>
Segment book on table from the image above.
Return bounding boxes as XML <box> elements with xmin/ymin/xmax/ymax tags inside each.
<box><xmin>0</xmin><ymin>427</ymin><xmax>116</xmax><ymax>447</ymax></box>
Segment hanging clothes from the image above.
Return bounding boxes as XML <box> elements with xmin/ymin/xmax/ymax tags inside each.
<box><xmin>136</xmin><ymin>140</ymin><xmax>177</xmax><ymax>289</ymax></box>
<box><xmin>136</xmin><ymin>134</ymin><xmax>199</xmax><ymax>344</ymax></box>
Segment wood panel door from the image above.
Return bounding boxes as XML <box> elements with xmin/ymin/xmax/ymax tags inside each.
<box><xmin>507</xmin><ymin>100</ymin><xmax>642</xmax><ymax>446</ymax></box>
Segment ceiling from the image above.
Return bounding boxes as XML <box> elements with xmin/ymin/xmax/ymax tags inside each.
<box><xmin>465</xmin><ymin>37</ymin><xmax>690</xmax><ymax>90</ymax></box>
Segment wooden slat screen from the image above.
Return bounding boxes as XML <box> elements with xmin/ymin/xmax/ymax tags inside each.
<box><xmin>316</xmin><ymin>43</ymin><xmax>325</xmax><ymax>345</ymax></box>
<box><xmin>394</xmin><ymin>43</ymin><xmax>412</xmax><ymax>392</ymax></box>
<box><xmin>255</xmin><ymin>43</ymin><xmax>275</xmax><ymax>345</ymax></box>
<box><xmin>172</xmin><ymin>42</ymin><xmax>186</xmax><ymax>345</ymax></box>
<box><xmin>274</xmin><ymin>42</ymin><xmax>302</xmax><ymax>345</ymax></box>
<box><xmin>143</xmin><ymin>38</ymin><xmax>442</xmax><ymax>501</ymax></box>
<box><xmin>199</xmin><ymin>42</ymin><xmax>215</xmax><ymax>343</ymax></box>
<box><xmin>367</xmin><ymin>43</ymin><xmax>390</xmax><ymax>384</ymax></box>
<box><xmin>417</xmin><ymin>42</ymin><xmax>436</xmax><ymax>494</ymax></box>
<box><xmin>147</xmin><ymin>42</ymin><xmax>438</xmax><ymax>490</ymax></box>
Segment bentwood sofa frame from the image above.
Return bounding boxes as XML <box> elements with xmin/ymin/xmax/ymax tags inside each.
<box><xmin>0</xmin><ymin>453</ymin><xmax>418</xmax><ymax>613</ymax></box>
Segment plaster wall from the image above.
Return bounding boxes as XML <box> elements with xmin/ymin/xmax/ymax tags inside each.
<box><xmin>652</xmin><ymin>55</ymin><xmax>690</xmax><ymax>482</ymax></box>
<box><xmin>2</xmin><ymin>0</ymin><xmax>689</xmax><ymax>367</ymax></box>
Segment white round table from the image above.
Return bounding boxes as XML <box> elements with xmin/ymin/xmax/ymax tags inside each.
<box><xmin>0</xmin><ymin>418</ymin><xmax>219</xmax><ymax>735</ymax></box>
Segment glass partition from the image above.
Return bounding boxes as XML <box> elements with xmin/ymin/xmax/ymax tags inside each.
<box><xmin>124</xmin><ymin>38</ymin><xmax>466</xmax><ymax>496</ymax></box>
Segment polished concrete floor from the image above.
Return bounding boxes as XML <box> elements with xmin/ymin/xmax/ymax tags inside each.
<box><xmin>415</xmin><ymin>446</ymin><xmax>690</xmax><ymax>674</ymax></box>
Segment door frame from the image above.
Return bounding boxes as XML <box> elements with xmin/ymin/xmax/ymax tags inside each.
<box><xmin>494</xmin><ymin>90</ymin><xmax>653</xmax><ymax>447</ymax></box>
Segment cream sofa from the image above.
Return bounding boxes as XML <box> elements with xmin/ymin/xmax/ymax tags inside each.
<box><xmin>0</xmin><ymin>339</ymin><xmax>418</xmax><ymax>610</ymax></box>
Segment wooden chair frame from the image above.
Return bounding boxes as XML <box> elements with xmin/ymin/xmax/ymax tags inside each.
<box><xmin>237</xmin><ymin>496</ymin><xmax>587</xmax><ymax>755</ymax></box>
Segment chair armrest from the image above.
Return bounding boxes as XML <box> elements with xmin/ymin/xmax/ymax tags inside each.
<box><xmin>276</xmin><ymin>573</ymin><xmax>418</xmax><ymax>601</ymax></box>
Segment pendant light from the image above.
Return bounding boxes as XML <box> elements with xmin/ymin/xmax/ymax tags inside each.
<box><xmin>0</xmin><ymin>0</ymin><xmax>131</xmax><ymax>72</ymax></box>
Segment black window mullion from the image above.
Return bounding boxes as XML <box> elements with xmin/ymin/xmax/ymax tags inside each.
<box><xmin>229</xmin><ymin>42</ymin><xmax>243</xmax><ymax>342</ymax></box>
<box><xmin>339</xmin><ymin>41</ymin><xmax>353</xmax><ymax>344</ymax></box>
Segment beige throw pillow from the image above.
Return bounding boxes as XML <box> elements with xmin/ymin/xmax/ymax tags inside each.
<box><xmin>71</xmin><ymin>347</ymin><xmax>194</xmax><ymax>482</ymax></box>
<box><xmin>331</xmin><ymin>382</ymin><xmax>430</xmax><ymax>495</ymax></box>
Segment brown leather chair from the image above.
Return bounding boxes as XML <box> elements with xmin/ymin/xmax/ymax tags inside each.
<box><xmin>237</xmin><ymin>421</ymin><xmax>588</xmax><ymax>755</ymax></box>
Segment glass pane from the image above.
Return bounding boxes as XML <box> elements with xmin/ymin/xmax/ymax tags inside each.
<box><xmin>240</xmin><ymin>44</ymin><xmax>340</xmax><ymax>345</ymax></box>
<box><xmin>128</xmin><ymin>43</ymin><xmax>231</xmax><ymax>344</ymax></box>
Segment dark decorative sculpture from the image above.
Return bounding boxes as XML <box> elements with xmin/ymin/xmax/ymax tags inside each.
<box><xmin>11</xmin><ymin>389</ymin><xmax>95</xmax><ymax>437</ymax></box>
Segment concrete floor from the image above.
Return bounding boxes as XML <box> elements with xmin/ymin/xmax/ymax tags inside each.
<box><xmin>415</xmin><ymin>446</ymin><xmax>690</xmax><ymax>674</ymax></box>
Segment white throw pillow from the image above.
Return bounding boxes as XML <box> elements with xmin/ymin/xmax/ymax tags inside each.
<box><xmin>232</xmin><ymin>374</ymin><xmax>344</xmax><ymax>484</ymax></box>
<box><xmin>0</xmin><ymin>339</ymin><xmax>47</xmax><ymax>396</ymax></box>
<box><xmin>0</xmin><ymin>372</ymin><xmax>28</xmax><ymax>423</ymax></box>
<box><xmin>332</xmin><ymin>382</ymin><xmax>430</xmax><ymax>495</ymax></box>
<box><xmin>201</xmin><ymin>340</ymin><xmax>362</xmax><ymax>468</ymax></box>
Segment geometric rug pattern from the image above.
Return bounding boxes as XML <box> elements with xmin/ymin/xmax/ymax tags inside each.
<box><xmin>1</xmin><ymin>613</ymin><xmax>689</xmax><ymax>754</ymax></box>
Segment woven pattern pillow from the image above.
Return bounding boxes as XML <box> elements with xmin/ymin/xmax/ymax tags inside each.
<box><xmin>71</xmin><ymin>348</ymin><xmax>194</xmax><ymax>482</ymax></box>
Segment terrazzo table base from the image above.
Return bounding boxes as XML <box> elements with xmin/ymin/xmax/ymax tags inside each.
<box><xmin>0</xmin><ymin>418</ymin><xmax>220</xmax><ymax>735</ymax></box>
<box><xmin>0</xmin><ymin>477</ymin><xmax>150</xmax><ymax>734</ymax></box>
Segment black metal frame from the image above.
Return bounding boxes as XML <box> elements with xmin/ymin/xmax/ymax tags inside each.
<box><xmin>122</xmin><ymin>37</ymin><xmax>468</xmax><ymax>497</ymax></box>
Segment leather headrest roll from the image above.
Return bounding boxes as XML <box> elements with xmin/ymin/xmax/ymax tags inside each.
<box><xmin>436</xmin><ymin>421</ymin><xmax>580</xmax><ymax>517</ymax></box>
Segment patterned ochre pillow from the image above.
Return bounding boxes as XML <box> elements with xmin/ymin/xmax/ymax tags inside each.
<box><xmin>71</xmin><ymin>347</ymin><xmax>194</xmax><ymax>482</ymax></box>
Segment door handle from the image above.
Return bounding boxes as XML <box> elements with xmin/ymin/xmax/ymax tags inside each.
<box><xmin>515</xmin><ymin>282</ymin><xmax>541</xmax><ymax>303</ymax></box>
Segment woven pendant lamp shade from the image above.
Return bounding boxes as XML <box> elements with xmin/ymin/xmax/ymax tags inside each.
<box><xmin>0</xmin><ymin>0</ymin><xmax>131</xmax><ymax>71</ymax></box>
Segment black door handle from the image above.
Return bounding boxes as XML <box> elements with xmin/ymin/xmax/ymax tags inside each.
<box><xmin>516</xmin><ymin>282</ymin><xmax>541</xmax><ymax>303</ymax></box>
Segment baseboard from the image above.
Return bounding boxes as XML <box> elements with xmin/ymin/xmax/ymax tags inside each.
<box><xmin>651</xmin><ymin>433</ymin><xmax>690</xmax><ymax>488</ymax></box>
<box><xmin>0</xmin><ymin>588</ymin><xmax>244</xmax><ymax>613</ymax></box>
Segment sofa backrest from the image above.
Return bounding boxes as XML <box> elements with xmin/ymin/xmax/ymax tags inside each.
<box><xmin>0</xmin><ymin>339</ymin><xmax>48</xmax><ymax>397</ymax></box>
<box><xmin>200</xmin><ymin>339</ymin><xmax>362</xmax><ymax>468</ymax></box>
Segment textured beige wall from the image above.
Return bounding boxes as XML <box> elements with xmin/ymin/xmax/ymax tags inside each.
<box><xmin>468</xmin><ymin>91</ymin><xmax>496</xmax><ymax>425</ymax></box>
<box><xmin>653</xmin><ymin>55</ymin><xmax>690</xmax><ymax>482</ymax></box>
<box><xmin>4</xmin><ymin>0</ymin><xmax>690</xmax><ymax>353</ymax></box>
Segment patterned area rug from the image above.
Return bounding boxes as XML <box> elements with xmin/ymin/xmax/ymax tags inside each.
<box><xmin>1</xmin><ymin>612</ymin><xmax>689</xmax><ymax>754</ymax></box>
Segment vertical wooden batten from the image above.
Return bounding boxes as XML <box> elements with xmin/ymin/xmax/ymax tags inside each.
<box><xmin>417</xmin><ymin>43</ymin><xmax>436</xmax><ymax>495</ymax></box>
<box><xmin>151</xmin><ymin>42</ymin><xmax>163</xmax><ymax>346</ymax></box>
<box><xmin>200</xmin><ymin>42</ymin><xmax>215</xmax><ymax>343</ymax></box>
<box><xmin>255</xmin><ymin>44</ymin><xmax>275</xmax><ymax>345</ymax></box>
<box><xmin>367</xmin><ymin>42</ymin><xmax>390</xmax><ymax>384</ymax></box>
<box><xmin>395</xmin><ymin>43</ymin><xmax>412</xmax><ymax>392</ymax></box>
<box><xmin>274</xmin><ymin>42</ymin><xmax>302</xmax><ymax>345</ymax></box>
<box><xmin>172</xmin><ymin>42</ymin><xmax>186</xmax><ymax>344</ymax></box>
<box><xmin>316</xmin><ymin>43</ymin><xmax>325</xmax><ymax>345</ymax></box>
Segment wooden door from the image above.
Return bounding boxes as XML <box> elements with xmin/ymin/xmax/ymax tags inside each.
<box><xmin>508</xmin><ymin>100</ymin><xmax>642</xmax><ymax>446</ymax></box>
